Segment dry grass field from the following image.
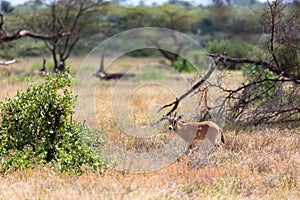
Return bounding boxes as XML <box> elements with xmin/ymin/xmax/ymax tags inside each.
<box><xmin>0</xmin><ymin>56</ymin><xmax>299</xmax><ymax>199</ymax></box>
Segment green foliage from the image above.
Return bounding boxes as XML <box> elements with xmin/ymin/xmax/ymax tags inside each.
<box><xmin>126</xmin><ymin>49</ymin><xmax>161</xmax><ymax>57</ymax></box>
<box><xmin>0</xmin><ymin>38</ymin><xmax>46</xmax><ymax>59</ymax></box>
<box><xmin>276</xmin><ymin>44</ymin><xmax>300</xmax><ymax>79</ymax></box>
<box><xmin>242</xmin><ymin>64</ymin><xmax>278</xmax><ymax>99</ymax></box>
<box><xmin>205</xmin><ymin>39</ymin><xmax>254</xmax><ymax>69</ymax></box>
<box><xmin>0</xmin><ymin>71</ymin><xmax>108</xmax><ymax>174</ymax></box>
<box><xmin>172</xmin><ymin>57</ymin><xmax>197</xmax><ymax>73</ymax></box>
<box><xmin>18</xmin><ymin>38</ymin><xmax>46</xmax><ymax>57</ymax></box>
<box><xmin>191</xmin><ymin>18</ymin><xmax>216</xmax><ymax>34</ymax></box>
<box><xmin>232</xmin><ymin>0</ymin><xmax>260</xmax><ymax>6</ymax></box>
<box><xmin>242</xmin><ymin>47</ymin><xmax>278</xmax><ymax>99</ymax></box>
<box><xmin>1</xmin><ymin>2</ymin><xmax>263</xmax><ymax>60</ymax></box>
<box><xmin>0</xmin><ymin>41</ymin><xmax>18</xmax><ymax>59</ymax></box>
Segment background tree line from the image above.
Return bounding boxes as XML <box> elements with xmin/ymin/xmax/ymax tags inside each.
<box><xmin>1</xmin><ymin>0</ymin><xmax>298</xmax><ymax>71</ymax></box>
<box><xmin>0</xmin><ymin>0</ymin><xmax>279</xmax><ymax>65</ymax></box>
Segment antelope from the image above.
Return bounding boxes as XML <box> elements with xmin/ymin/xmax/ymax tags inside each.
<box><xmin>161</xmin><ymin>113</ymin><xmax>225</xmax><ymax>149</ymax></box>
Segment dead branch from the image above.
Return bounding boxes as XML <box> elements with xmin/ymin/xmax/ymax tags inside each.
<box><xmin>147</xmin><ymin>30</ymin><xmax>187</xmax><ymax>64</ymax></box>
<box><xmin>207</xmin><ymin>53</ymin><xmax>300</xmax><ymax>84</ymax></box>
<box><xmin>93</xmin><ymin>49</ymin><xmax>135</xmax><ymax>80</ymax></box>
<box><xmin>158</xmin><ymin>61</ymin><xmax>217</xmax><ymax>116</ymax></box>
<box><xmin>148</xmin><ymin>37</ymin><xmax>180</xmax><ymax>62</ymax></box>
<box><xmin>159</xmin><ymin>0</ymin><xmax>300</xmax><ymax>126</ymax></box>
<box><xmin>0</xmin><ymin>13</ymin><xmax>70</xmax><ymax>44</ymax></box>
<box><xmin>93</xmin><ymin>72</ymin><xmax>135</xmax><ymax>80</ymax></box>
<box><xmin>0</xmin><ymin>59</ymin><xmax>17</xmax><ymax>65</ymax></box>
<box><xmin>265</xmin><ymin>0</ymin><xmax>285</xmax><ymax>68</ymax></box>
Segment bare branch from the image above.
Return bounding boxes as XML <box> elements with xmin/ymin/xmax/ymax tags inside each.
<box><xmin>172</xmin><ymin>0</ymin><xmax>300</xmax><ymax>127</ymax></box>
<box><xmin>267</xmin><ymin>0</ymin><xmax>283</xmax><ymax>68</ymax></box>
<box><xmin>93</xmin><ymin>49</ymin><xmax>135</xmax><ymax>80</ymax></box>
<box><xmin>158</xmin><ymin>62</ymin><xmax>217</xmax><ymax>116</ymax></box>
<box><xmin>148</xmin><ymin>37</ymin><xmax>179</xmax><ymax>62</ymax></box>
<box><xmin>207</xmin><ymin>53</ymin><xmax>300</xmax><ymax>84</ymax></box>
<box><xmin>0</xmin><ymin>13</ymin><xmax>70</xmax><ymax>44</ymax></box>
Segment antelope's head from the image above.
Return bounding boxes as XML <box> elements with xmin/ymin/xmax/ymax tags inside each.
<box><xmin>160</xmin><ymin>113</ymin><xmax>183</xmax><ymax>131</ymax></box>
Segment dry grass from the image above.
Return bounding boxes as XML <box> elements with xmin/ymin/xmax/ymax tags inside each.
<box><xmin>0</xmin><ymin>56</ymin><xmax>299</xmax><ymax>199</ymax></box>
<box><xmin>0</xmin><ymin>128</ymin><xmax>299</xmax><ymax>199</ymax></box>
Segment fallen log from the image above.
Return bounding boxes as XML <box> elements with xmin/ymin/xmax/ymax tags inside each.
<box><xmin>93</xmin><ymin>71</ymin><xmax>135</xmax><ymax>80</ymax></box>
<box><xmin>0</xmin><ymin>59</ymin><xmax>17</xmax><ymax>65</ymax></box>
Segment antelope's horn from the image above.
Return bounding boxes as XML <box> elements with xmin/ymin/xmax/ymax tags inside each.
<box><xmin>160</xmin><ymin>115</ymin><xmax>169</xmax><ymax>121</ymax></box>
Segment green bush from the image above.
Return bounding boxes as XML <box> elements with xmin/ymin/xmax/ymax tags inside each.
<box><xmin>0</xmin><ymin>41</ymin><xmax>18</xmax><ymax>60</ymax></box>
<box><xmin>242</xmin><ymin>46</ymin><xmax>278</xmax><ymax>99</ymax></box>
<box><xmin>0</xmin><ymin>38</ymin><xmax>46</xmax><ymax>59</ymax></box>
<box><xmin>242</xmin><ymin>64</ymin><xmax>278</xmax><ymax>99</ymax></box>
<box><xmin>172</xmin><ymin>57</ymin><xmax>197</xmax><ymax>73</ymax></box>
<box><xmin>0</xmin><ymin>71</ymin><xmax>108</xmax><ymax>174</ymax></box>
<box><xmin>126</xmin><ymin>49</ymin><xmax>161</xmax><ymax>57</ymax></box>
<box><xmin>205</xmin><ymin>39</ymin><xmax>254</xmax><ymax>69</ymax></box>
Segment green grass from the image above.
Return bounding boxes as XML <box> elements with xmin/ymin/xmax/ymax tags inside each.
<box><xmin>133</xmin><ymin>70</ymin><xmax>167</xmax><ymax>81</ymax></box>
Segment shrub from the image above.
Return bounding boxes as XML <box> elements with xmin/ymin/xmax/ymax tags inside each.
<box><xmin>0</xmin><ymin>38</ymin><xmax>46</xmax><ymax>59</ymax></box>
<box><xmin>205</xmin><ymin>39</ymin><xmax>254</xmax><ymax>69</ymax></box>
<box><xmin>172</xmin><ymin>57</ymin><xmax>197</xmax><ymax>73</ymax></box>
<box><xmin>242</xmin><ymin>46</ymin><xmax>278</xmax><ymax>99</ymax></box>
<box><xmin>243</xmin><ymin>64</ymin><xmax>278</xmax><ymax>99</ymax></box>
<box><xmin>0</xmin><ymin>71</ymin><xmax>108</xmax><ymax>174</ymax></box>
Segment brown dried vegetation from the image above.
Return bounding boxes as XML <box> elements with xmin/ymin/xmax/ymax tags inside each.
<box><xmin>0</xmin><ymin>57</ymin><xmax>299</xmax><ymax>199</ymax></box>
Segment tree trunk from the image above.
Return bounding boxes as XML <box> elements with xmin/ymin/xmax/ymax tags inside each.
<box><xmin>52</xmin><ymin>50</ymin><xmax>58</xmax><ymax>72</ymax></box>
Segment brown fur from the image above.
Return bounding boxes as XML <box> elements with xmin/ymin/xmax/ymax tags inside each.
<box><xmin>195</xmin><ymin>123</ymin><xmax>208</xmax><ymax>140</ymax></box>
<box><xmin>167</xmin><ymin>116</ymin><xmax>225</xmax><ymax>148</ymax></box>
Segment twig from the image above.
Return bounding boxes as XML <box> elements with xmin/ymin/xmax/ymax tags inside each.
<box><xmin>158</xmin><ymin>62</ymin><xmax>216</xmax><ymax>116</ymax></box>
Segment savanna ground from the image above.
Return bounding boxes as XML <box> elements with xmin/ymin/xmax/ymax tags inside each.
<box><xmin>0</xmin><ymin>56</ymin><xmax>299</xmax><ymax>199</ymax></box>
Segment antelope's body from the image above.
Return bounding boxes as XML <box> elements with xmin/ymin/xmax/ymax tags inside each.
<box><xmin>164</xmin><ymin>115</ymin><xmax>225</xmax><ymax>148</ymax></box>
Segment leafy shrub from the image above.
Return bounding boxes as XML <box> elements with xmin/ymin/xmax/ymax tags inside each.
<box><xmin>242</xmin><ymin>46</ymin><xmax>278</xmax><ymax>99</ymax></box>
<box><xmin>18</xmin><ymin>38</ymin><xmax>46</xmax><ymax>57</ymax></box>
<box><xmin>0</xmin><ymin>38</ymin><xmax>46</xmax><ymax>59</ymax></box>
<box><xmin>243</xmin><ymin>65</ymin><xmax>278</xmax><ymax>99</ymax></box>
<box><xmin>0</xmin><ymin>71</ymin><xmax>108</xmax><ymax>174</ymax></box>
<box><xmin>126</xmin><ymin>49</ymin><xmax>161</xmax><ymax>57</ymax></box>
<box><xmin>205</xmin><ymin>39</ymin><xmax>254</xmax><ymax>69</ymax></box>
<box><xmin>191</xmin><ymin>18</ymin><xmax>216</xmax><ymax>35</ymax></box>
<box><xmin>0</xmin><ymin>41</ymin><xmax>18</xmax><ymax>60</ymax></box>
<box><xmin>172</xmin><ymin>57</ymin><xmax>197</xmax><ymax>73</ymax></box>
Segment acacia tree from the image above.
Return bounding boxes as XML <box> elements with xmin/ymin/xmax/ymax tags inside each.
<box><xmin>148</xmin><ymin>5</ymin><xmax>195</xmax><ymax>64</ymax></box>
<box><xmin>14</xmin><ymin>0</ymin><xmax>106</xmax><ymax>72</ymax></box>
<box><xmin>161</xmin><ymin>0</ymin><xmax>300</xmax><ymax>126</ymax></box>
<box><xmin>105</xmin><ymin>4</ymin><xmax>195</xmax><ymax>65</ymax></box>
<box><xmin>0</xmin><ymin>12</ymin><xmax>69</xmax><ymax>62</ymax></box>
